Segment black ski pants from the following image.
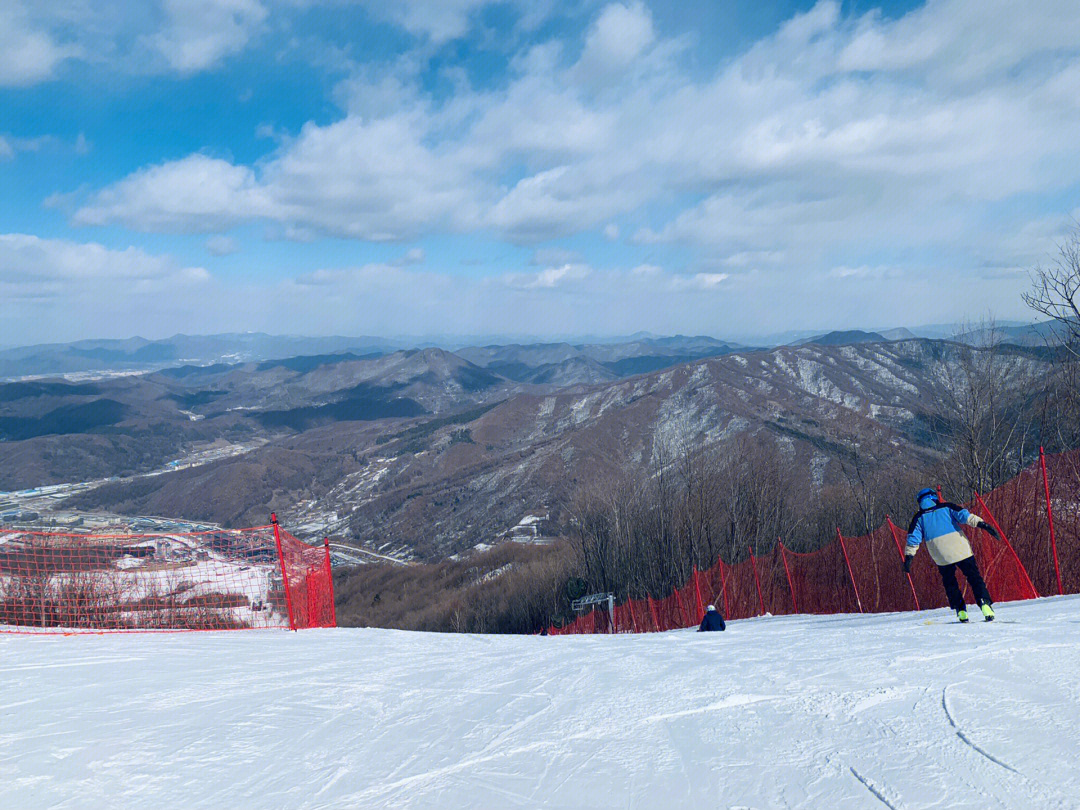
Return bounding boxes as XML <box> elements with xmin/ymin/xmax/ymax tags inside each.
<box><xmin>937</xmin><ymin>555</ymin><xmax>992</xmax><ymax>612</ymax></box>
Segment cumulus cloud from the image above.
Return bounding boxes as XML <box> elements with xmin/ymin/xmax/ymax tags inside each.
<box><xmin>0</xmin><ymin>234</ymin><xmax>218</xmax><ymax>342</ymax></box>
<box><xmin>76</xmin><ymin>116</ymin><xmax>479</xmax><ymax>240</ymax></box>
<box><xmin>670</xmin><ymin>272</ymin><xmax>729</xmax><ymax>291</ymax></box>
<box><xmin>510</xmin><ymin>262</ymin><xmax>592</xmax><ymax>289</ymax></box>
<box><xmin>54</xmin><ymin>0</ymin><xmax>1080</xmax><ymax>321</ymax></box>
<box><xmin>0</xmin><ymin>0</ymin><xmax>272</xmax><ymax>83</ymax></box>
<box><xmin>0</xmin><ymin>5</ymin><xmax>80</xmax><ymax>86</ymax></box>
<box><xmin>355</xmin><ymin>0</ymin><xmax>492</xmax><ymax>44</ymax></box>
<box><xmin>0</xmin><ymin>238</ymin><xmax>1032</xmax><ymax>346</ymax></box>
<box><xmin>0</xmin><ymin>232</ymin><xmax>209</xmax><ymax>317</ymax></box>
<box><xmin>74</xmin><ymin>154</ymin><xmax>271</xmax><ymax>232</ymax></box>
<box><xmin>148</xmin><ymin>0</ymin><xmax>267</xmax><ymax>73</ymax></box>
<box><xmin>0</xmin><ymin>233</ymin><xmax>209</xmax><ymax>286</ymax></box>
<box><xmin>575</xmin><ymin>1</ymin><xmax>655</xmax><ymax>79</ymax></box>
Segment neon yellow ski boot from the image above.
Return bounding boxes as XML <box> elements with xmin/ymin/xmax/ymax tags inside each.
<box><xmin>980</xmin><ymin>603</ymin><xmax>995</xmax><ymax>622</ymax></box>
<box><xmin>956</xmin><ymin>609</ymin><xmax>969</xmax><ymax>623</ymax></box>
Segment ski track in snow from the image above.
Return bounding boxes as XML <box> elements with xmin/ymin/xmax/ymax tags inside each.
<box><xmin>2</xmin><ymin>597</ymin><xmax>1080</xmax><ymax>809</ymax></box>
<box><xmin>848</xmin><ymin>766</ymin><xmax>902</xmax><ymax>810</ymax></box>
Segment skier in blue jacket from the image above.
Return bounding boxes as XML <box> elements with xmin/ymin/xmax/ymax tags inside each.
<box><xmin>904</xmin><ymin>487</ymin><xmax>1000</xmax><ymax>622</ymax></box>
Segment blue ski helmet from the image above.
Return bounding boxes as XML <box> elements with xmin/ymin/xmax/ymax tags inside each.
<box><xmin>916</xmin><ymin>487</ymin><xmax>937</xmax><ymax>504</ymax></box>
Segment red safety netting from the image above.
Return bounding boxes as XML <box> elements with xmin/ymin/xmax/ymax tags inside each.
<box><xmin>1041</xmin><ymin>449</ymin><xmax>1080</xmax><ymax>594</ymax></box>
<box><xmin>783</xmin><ymin>538</ymin><xmax>861</xmax><ymax>615</ymax></box>
<box><xmin>0</xmin><ymin>517</ymin><xmax>335</xmax><ymax>633</ymax></box>
<box><xmin>546</xmin><ymin>449</ymin><xmax>1075</xmax><ymax>635</ymax></box>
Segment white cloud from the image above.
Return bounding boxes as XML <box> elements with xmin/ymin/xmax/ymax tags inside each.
<box><xmin>721</xmin><ymin>251</ymin><xmax>785</xmax><ymax>268</ymax></box>
<box><xmin>0</xmin><ymin>242</ymin><xmax>1035</xmax><ymax>346</ymax></box>
<box><xmin>0</xmin><ymin>0</ymin><xmax>270</xmax><ymax>82</ymax></box>
<box><xmin>671</xmin><ymin>272</ymin><xmax>729</xmax><ymax>290</ymax></box>
<box><xmin>0</xmin><ymin>233</ymin><xmax>209</xmax><ymax>306</ymax></box>
<box><xmin>74</xmin><ymin>115</ymin><xmax>481</xmax><ymax>241</ymax></box>
<box><xmin>0</xmin><ymin>233</ymin><xmax>208</xmax><ymax>282</ymax></box>
<box><xmin>0</xmin><ymin>234</ymin><xmax>216</xmax><ymax>342</ymax></box>
<box><xmin>62</xmin><ymin>0</ymin><xmax>1080</xmax><ymax>291</ymax></box>
<box><xmin>0</xmin><ymin>1</ymin><xmax>561</xmax><ymax>88</ymax></box>
<box><xmin>836</xmin><ymin>0</ymin><xmax>1080</xmax><ymax>82</ymax></box>
<box><xmin>515</xmin><ymin>262</ymin><xmax>592</xmax><ymax>289</ymax></box>
<box><xmin>0</xmin><ymin>5</ymin><xmax>80</xmax><ymax>86</ymax></box>
<box><xmin>827</xmin><ymin>265</ymin><xmax>893</xmax><ymax>279</ymax></box>
<box><xmin>147</xmin><ymin>0</ymin><xmax>267</xmax><ymax>73</ymax></box>
<box><xmin>575</xmin><ymin>1</ymin><xmax>655</xmax><ymax>78</ymax></box>
<box><xmin>0</xmin><ymin>133</ymin><xmax>85</xmax><ymax>160</ymax></box>
<box><xmin>357</xmin><ymin>0</ymin><xmax>490</xmax><ymax>44</ymax></box>
<box><xmin>75</xmin><ymin>154</ymin><xmax>271</xmax><ymax>232</ymax></box>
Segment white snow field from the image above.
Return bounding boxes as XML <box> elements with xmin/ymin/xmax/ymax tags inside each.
<box><xmin>3</xmin><ymin>597</ymin><xmax>1080</xmax><ymax>810</ymax></box>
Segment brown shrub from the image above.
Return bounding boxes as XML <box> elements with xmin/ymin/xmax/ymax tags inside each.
<box><xmin>333</xmin><ymin>541</ymin><xmax>577</xmax><ymax>634</ymax></box>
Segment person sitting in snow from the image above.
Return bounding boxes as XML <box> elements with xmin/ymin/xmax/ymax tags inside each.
<box><xmin>904</xmin><ymin>487</ymin><xmax>1000</xmax><ymax>622</ymax></box>
<box><xmin>698</xmin><ymin>604</ymin><xmax>726</xmax><ymax>632</ymax></box>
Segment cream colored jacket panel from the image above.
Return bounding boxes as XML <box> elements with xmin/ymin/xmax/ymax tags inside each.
<box><xmin>906</xmin><ymin>510</ymin><xmax>981</xmax><ymax>566</ymax></box>
<box><xmin>923</xmin><ymin>529</ymin><xmax>974</xmax><ymax>566</ymax></box>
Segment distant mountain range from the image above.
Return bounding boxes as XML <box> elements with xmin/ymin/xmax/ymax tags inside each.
<box><xmin>0</xmin><ymin>334</ymin><xmax>403</xmax><ymax>380</ymax></box>
<box><xmin>952</xmin><ymin>320</ymin><xmax>1071</xmax><ymax>347</ymax></box>
<box><xmin>2</xmin><ymin>322</ymin><xmax>1068</xmax><ymax>381</ymax></box>
<box><xmin>794</xmin><ymin>329</ymin><xmax>889</xmax><ymax>346</ymax></box>
<box><xmin>0</xmin><ymin>328</ymin><xmax>1052</xmax><ymax>562</ymax></box>
<box><xmin>0</xmin><ymin>332</ymin><xmax>752</xmax><ymax>381</ymax></box>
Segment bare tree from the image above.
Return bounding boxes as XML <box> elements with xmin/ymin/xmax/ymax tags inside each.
<box><xmin>932</xmin><ymin>322</ymin><xmax>1038</xmax><ymax>497</ymax></box>
<box><xmin>1024</xmin><ymin>223</ymin><xmax>1080</xmax><ymax>451</ymax></box>
<box><xmin>1023</xmin><ymin>224</ymin><xmax>1080</xmax><ymax>358</ymax></box>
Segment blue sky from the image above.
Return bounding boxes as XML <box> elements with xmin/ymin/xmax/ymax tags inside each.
<box><xmin>2</xmin><ymin>0</ymin><xmax>1079</xmax><ymax>346</ymax></box>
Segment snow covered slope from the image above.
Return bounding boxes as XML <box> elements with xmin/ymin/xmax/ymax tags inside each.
<box><xmin>3</xmin><ymin>597</ymin><xmax>1079</xmax><ymax>809</ymax></box>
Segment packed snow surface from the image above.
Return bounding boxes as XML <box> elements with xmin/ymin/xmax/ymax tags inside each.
<box><xmin>3</xmin><ymin>597</ymin><xmax>1080</xmax><ymax>809</ymax></box>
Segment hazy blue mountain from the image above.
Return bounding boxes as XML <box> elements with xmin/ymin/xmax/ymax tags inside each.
<box><xmin>796</xmin><ymin>330</ymin><xmax>888</xmax><ymax>346</ymax></box>
<box><xmin>0</xmin><ymin>333</ymin><xmax>403</xmax><ymax>379</ymax></box>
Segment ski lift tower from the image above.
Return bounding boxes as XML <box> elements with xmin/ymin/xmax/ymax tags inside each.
<box><xmin>571</xmin><ymin>592</ymin><xmax>616</xmax><ymax>633</ymax></box>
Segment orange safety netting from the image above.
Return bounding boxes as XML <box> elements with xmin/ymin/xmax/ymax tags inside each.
<box><xmin>548</xmin><ymin>449</ymin><xmax>1076</xmax><ymax>635</ymax></box>
<box><xmin>0</xmin><ymin>516</ymin><xmax>335</xmax><ymax>633</ymax></box>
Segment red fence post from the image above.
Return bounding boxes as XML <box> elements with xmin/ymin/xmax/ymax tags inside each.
<box><xmin>720</xmin><ymin>561</ymin><xmax>730</xmax><ymax>618</ymax></box>
<box><xmin>673</xmin><ymin>583</ymin><xmax>689</xmax><ymax>627</ymax></box>
<box><xmin>974</xmin><ymin>491</ymin><xmax>1040</xmax><ymax>599</ymax></box>
<box><xmin>835</xmin><ymin>528</ymin><xmax>863</xmax><ymax>613</ymax></box>
<box><xmin>322</xmin><ymin>537</ymin><xmax>337</xmax><ymax>628</ymax></box>
<box><xmin>648</xmin><ymin>594</ymin><xmax>661</xmax><ymax>632</ymax></box>
<box><xmin>628</xmin><ymin>598</ymin><xmax>640</xmax><ymax>633</ymax></box>
<box><xmin>1039</xmin><ymin>447</ymin><xmax>1064</xmax><ymax>596</ymax></box>
<box><xmin>271</xmin><ymin>513</ymin><xmax>297</xmax><ymax>631</ymax></box>
<box><xmin>693</xmin><ymin>569</ymin><xmax>705</xmax><ymax>618</ymax></box>
<box><xmin>779</xmin><ymin>541</ymin><xmax>798</xmax><ymax>614</ymax></box>
<box><xmin>886</xmin><ymin>516</ymin><xmax>921</xmax><ymax>610</ymax></box>
<box><xmin>748</xmin><ymin>544</ymin><xmax>766</xmax><ymax>616</ymax></box>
